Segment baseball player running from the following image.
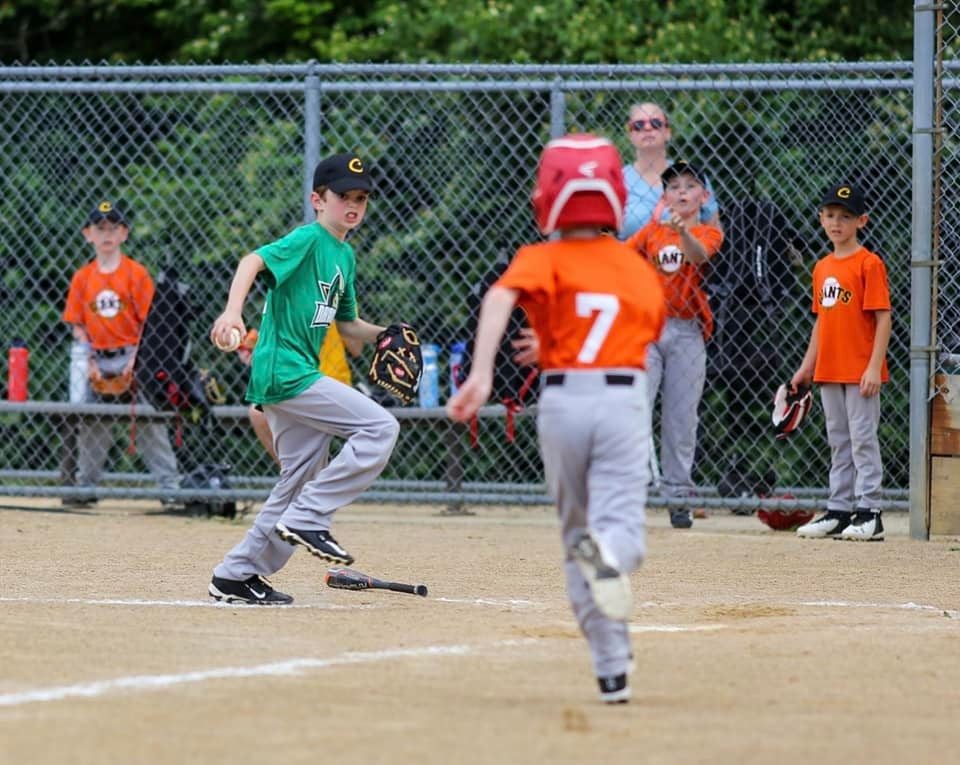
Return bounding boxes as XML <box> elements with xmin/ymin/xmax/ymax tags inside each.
<box><xmin>448</xmin><ymin>134</ymin><xmax>666</xmax><ymax>704</ymax></box>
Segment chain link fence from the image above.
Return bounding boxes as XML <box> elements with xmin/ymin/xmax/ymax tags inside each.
<box><xmin>0</xmin><ymin>61</ymin><xmax>920</xmax><ymax>511</ymax></box>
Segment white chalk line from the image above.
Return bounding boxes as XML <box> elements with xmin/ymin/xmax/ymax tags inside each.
<box><xmin>634</xmin><ymin>599</ymin><xmax>957</xmax><ymax>619</ymax></box>
<box><xmin>630</xmin><ymin>624</ymin><xmax>726</xmax><ymax>633</ymax></box>
<box><xmin>0</xmin><ymin>638</ymin><xmax>538</xmax><ymax>709</ymax></box>
<box><xmin>5</xmin><ymin>596</ymin><xmax>952</xmax><ymax>619</ymax></box>
<box><xmin>0</xmin><ymin>596</ymin><xmax>377</xmax><ymax>611</ymax></box>
<box><xmin>1</xmin><ymin>595</ymin><xmax>542</xmax><ymax>611</ymax></box>
<box><xmin>795</xmin><ymin>600</ymin><xmax>958</xmax><ymax>618</ymax></box>
<box><xmin>434</xmin><ymin>597</ymin><xmax>543</xmax><ymax>608</ymax></box>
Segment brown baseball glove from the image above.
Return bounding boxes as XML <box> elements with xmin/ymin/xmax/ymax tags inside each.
<box><xmin>368</xmin><ymin>323</ymin><xmax>423</xmax><ymax>404</ymax></box>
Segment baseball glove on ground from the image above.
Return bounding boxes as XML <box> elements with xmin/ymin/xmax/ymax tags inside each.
<box><xmin>368</xmin><ymin>323</ymin><xmax>423</xmax><ymax>404</ymax></box>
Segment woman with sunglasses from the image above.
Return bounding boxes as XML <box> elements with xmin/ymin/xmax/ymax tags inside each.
<box><xmin>621</xmin><ymin>102</ymin><xmax>720</xmax><ymax>239</ymax></box>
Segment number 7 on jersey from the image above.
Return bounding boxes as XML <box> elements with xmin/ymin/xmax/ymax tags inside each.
<box><xmin>575</xmin><ymin>293</ymin><xmax>620</xmax><ymax>363</ymax></box>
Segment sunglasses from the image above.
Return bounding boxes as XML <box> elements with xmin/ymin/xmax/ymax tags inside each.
<box><xmin>630</xmin><ymin>118</ymin><xmax>666</xmax><ymax>131</ymax></box>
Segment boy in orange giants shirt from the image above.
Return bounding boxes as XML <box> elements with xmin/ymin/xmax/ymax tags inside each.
<box><xmin>792</xmin><ymin>183</ymin><xmax>891</xmax><ymax>541</ymax></box>
<box><xmin>625</xmin><ymin>161</ymin><xmax>723</xmax><ymax>529</ymax></box>
<box><xmin>448</xmin><ymin>134</ymin><xmax>666</xmax><ymax>704</ymax></box>
<box><xmin>62</xmin><ymin>200</ymin><xmax>179</xmax><ymax>506</ymax></box>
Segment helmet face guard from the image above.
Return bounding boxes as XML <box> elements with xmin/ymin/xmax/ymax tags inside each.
<box><xmin>531</xmin><ymin>134</ymin><xmax>626</xmax><ymax>235</ymax></box>
<box><xmin>772</xmin><ymin>383</ymin><xmax>813</xmax><ymax>440</ymax></box>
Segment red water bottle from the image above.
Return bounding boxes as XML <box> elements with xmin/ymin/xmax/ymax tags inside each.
<box><xmin>8</xmin><ymin>339</ymin><xmax>29</xmax><ymax>401</ymax></box>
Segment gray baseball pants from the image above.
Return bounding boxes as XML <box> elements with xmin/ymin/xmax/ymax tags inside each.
<box><xmin>645</xmin><ymin>317</ymin><xmax>706</xmax><ymax>498</ymax></box>
<box><xmin>214</xmin><ymin>377</ymin><xmax>399</xmax><ymax>581</ymax></box>
<box><xmin>819</xmin><ymin>383</ymin><xmax>883</xmax><ymax>511</ymax></box>
<box><xmin>537</xmin><ymin>369</ymin><xmax>650</xmax><ymax>679</ymax></box>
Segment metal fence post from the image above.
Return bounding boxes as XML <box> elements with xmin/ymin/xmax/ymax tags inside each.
<box><xmin>550</xmin><ymin>78</ymin><xmax>565</xmax><ymax>138</ymax></box>
<box><xmin>303</xmin><ymin>62</ymin><xmax>321</xmax><ymax>224</ymax></box>
<box><xmin>910</xmin><ymin>1</ymin><xmax>936</xmax><ymax>540</ymax></box>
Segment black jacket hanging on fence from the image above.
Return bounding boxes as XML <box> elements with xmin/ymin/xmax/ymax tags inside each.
<box><xmin>134</xmin><ymin>265</ymin><xmax>210</xmax><ymax>421</ymax></box>
<box><xmin>706</xmin><ymin>198</ymin><xmax>805</xmax><ymax>391</ymax></box>
<box><xmin>133</xmin><ymin>265</ymin><xmax>235</xmax><ymax>518</ymax></box>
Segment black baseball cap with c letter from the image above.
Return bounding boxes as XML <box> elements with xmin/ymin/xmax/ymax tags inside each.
<box><xmin>819</xmin><ymin>183</ymin><xmax>865</xmax><ymax>216</ymax></box>
<box><xmin>84</xmin><ymin>199</ymin><xmax>129</xmax><ymax>227</ymax></box>
<box><xmin>312</xmin><ymin>153</ymin><xmax>373</xmax><ymax>193</ymax></box>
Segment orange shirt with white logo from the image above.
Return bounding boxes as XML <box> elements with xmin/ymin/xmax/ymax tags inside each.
<box><xmin>495</xmin><ymin>236</ymin><xmax>666</xmax><ymax>371</ymax></box>
<box><xmin>624</xmin><ymin>221</ymin><xmax>723</xmax><ymax>339</ymax></box>
<box><xmin>811</xmin><ymin>246</ymin><xmax>890</xmax><ymax>384</ymax></box>
<box><xmin>63</xmin><ymin>255</ymin><xmax>155</xmax><ymax>350</ymax></box>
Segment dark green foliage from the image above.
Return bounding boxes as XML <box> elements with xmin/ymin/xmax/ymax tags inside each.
<box><xmin>1</xmin><ymin>1</ymin><xmax>912</xmax><ymax>65</ymax></box>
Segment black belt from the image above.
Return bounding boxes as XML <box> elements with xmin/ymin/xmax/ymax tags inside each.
<box><xmin>94</xmin><ymin>348</ymin><xmax>131</xmax><ymax>359</ymax></box>
<box><xmin>543</xmin><ymin>373</ymin><xmax>635</xmax><ymax>387</ymax></box>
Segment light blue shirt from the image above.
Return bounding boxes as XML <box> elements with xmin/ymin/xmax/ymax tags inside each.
<box><xmin>621</xmin><ymin>162</ymin><xmax>720</xmax><ymax>239</ymax></box>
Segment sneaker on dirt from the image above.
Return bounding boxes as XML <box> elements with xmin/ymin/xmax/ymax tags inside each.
<box><xmin>209</xmin><ymin>574</ymin><xmax>293</xmax><ymax>605</ymax></box>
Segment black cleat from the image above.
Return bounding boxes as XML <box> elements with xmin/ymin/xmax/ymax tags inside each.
<box><xmin>597</xmin><ymin>673</ymin><xmax>631</xmax><ymax>704</ymax></box>
<box><xmin>275</xmin><ymin>523</ymin><xmax>355</xmax><ymax>565</ymax></box>
<box><xmin>670</xmin><ymin>508</ymin><xmax>693</xmax><ymax>529</ymax></box>
<box><xmin>209</xmin><ymin>574</ymin><xmax>293</xmax><ymax>605</ymax></box>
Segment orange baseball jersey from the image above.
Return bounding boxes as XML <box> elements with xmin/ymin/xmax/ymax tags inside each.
<box><xmin>625</xmin><ymin>221</ymin><xmax>723</xmax><ymax>339</ymax></box>
<box><xmin>63</xmin><ymin>255</ymin><xmax>155</xmax><ymax>350</ymax></box>
<box><xmin>811</xmin><ymin>246</ymin><xmax>890</xmax><ymax>383</ymax></box>
<box><xmin>495</xmin><ymin>236</ymin><xmax>666</xmax><ymax>371</ymax></box>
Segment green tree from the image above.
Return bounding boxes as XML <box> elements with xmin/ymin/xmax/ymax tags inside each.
<box><xmin>1</xmin><ymin>0</ymin><xmax>913</xmax><ymax>64</ymax></box>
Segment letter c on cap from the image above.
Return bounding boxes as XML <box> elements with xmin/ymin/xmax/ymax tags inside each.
<box><xmin>348</xmin><ymin>158</ymin><xmax>364</xmax><ymax>173</ymax></box>
<box><xmin>837</xmin><ymin>187</ymin><xmax>851</xmax><ymax>199</ymax></box>
<box><xmin>99</xmin><ymin>201</ymin><xmax>113</xmax><ymax>212</ymax></box>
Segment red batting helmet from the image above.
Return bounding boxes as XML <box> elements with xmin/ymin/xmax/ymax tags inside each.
<box><xmin>531</xmin><ymin>133</ymin><xmax>626</xmax><ymax>235</ymax></box>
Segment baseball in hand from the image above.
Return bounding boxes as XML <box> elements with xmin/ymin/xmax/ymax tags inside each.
<box><xmin>215</xmin><ymin>327</ymin><xmax>242</xmax><ymax>352</ymax></box>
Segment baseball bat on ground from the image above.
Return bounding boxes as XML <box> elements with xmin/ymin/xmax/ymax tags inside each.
<box><xmin>325</xmin><ymin>567</ymin><xmax>428</xmax><ymax>597</ymax></box>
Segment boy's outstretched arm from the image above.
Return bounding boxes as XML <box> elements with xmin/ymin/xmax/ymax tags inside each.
<box><xmin>860</xmin><ymin>309</ymin><xmax>891</xmax><ymax>397</ymax></box>
<box><xmin>790</xmin><ymin>315</ymin><xmax>820</xmax><ymax>390</ymax></box>
<box><xmin>210</xmin><ymin>252</ymin><xmax>264</xmax><ymax>347</ymax></box>
<box><xmin>447</xmin><ymin>286</ymin><xmax>519</xmax><ymax>422</ymax></box>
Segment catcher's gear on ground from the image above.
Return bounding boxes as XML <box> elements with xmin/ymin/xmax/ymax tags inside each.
<box><xmin>368</xmin><ymin>323</ymin><xmax>423</xmax><ymax>404</ymax></box>
<box><xmin>772</xmin><ymin>382</ymin><xmax>812</xmax><ymax>440</ymax></box>
<box><xmin>531</xmin><ymin>133</ymin><xmax>626</xmax><ymax>235</ymax></box>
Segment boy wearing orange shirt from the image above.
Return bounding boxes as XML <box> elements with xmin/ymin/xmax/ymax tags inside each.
<box><xmin>625</xmin><ymin>161</ymin><xmax>723</xmax><ymax>529</ymax></box>
<box><xmin>62</xmin><ymin>200</ymin><xmax>179</xmax><ymax>506</ymax></box>
<box><xmin>792</xmin><ymin>183</ymin><xmax>891</xmax><ymax>541</ymax></box>
<box><xmin>449</xmin><ymin>134</ymin><xmax>666</xmax><ymax>704</ymax></box>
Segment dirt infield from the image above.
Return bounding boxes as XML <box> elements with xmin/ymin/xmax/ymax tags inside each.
<box><xmin>1</xmin><ymin>497</ymin><xmax>958</xmax><ymax>765</ymax></box>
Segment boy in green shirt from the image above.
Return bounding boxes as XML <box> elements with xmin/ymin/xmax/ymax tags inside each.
<box><xmin>208</xmin><ymin>153</ymin><xmax>400</xmax><ymax>605</ymax></box>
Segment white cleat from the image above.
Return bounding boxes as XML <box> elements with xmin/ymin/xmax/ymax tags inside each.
<box><xmin>571</xmin><ymin>530</ymin><xmax>632</xmax><ymax>621</ymax></box>
<box><xmin>796</xmin><ymin>511</ymin><xmax>851</xmax><ymax>539</ymax></box>
<box><xmin>838</xmin><ymin>511</ymin><xmax>884</xmax><ymax>542</ymax></box>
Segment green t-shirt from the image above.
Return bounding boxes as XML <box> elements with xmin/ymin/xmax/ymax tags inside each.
<box><xmin>246</xmin><ymin>222</ymin><xmax>358</xmax><ymax>405</ymax></box>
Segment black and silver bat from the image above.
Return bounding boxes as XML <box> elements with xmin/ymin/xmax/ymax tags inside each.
<box><xmin>325</xmin><ymin>567</ymin><xmax>428</xmax><ymax>597</ymax></box>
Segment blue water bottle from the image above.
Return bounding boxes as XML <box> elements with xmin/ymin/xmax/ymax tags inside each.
<box><xmin>419</xmin><ymin>343</ymin><xmax>440</xmax><ymax>408</ymax></box>
<box><xmin>449</xmin><ymin>341</ymin><xmax>466</xmax><ymax>398</ymax></box>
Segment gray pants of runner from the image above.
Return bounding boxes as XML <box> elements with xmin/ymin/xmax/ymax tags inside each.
<box><xmin>646</xmin><ymin>317</ymin><xmax>706</xmax><ymax>498</ymax></box>
<box><xmin>77</xmin><ymin>389</ymin><xmax>180</xmax><ymax>493</ymax></box>
<box><xmin>819</xmin><ymin>383</ymin><xmax>883</xmax><ymax>511</ymax></box>
<box><xmin>214</xmin><ymin>377</ymin><xmax>399</xmax><ymax>581</ymax></box>
<box><xmin>537</xmin><ymin>369</ymin><xmax>650</xmax><ymax>679</ymax></box>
